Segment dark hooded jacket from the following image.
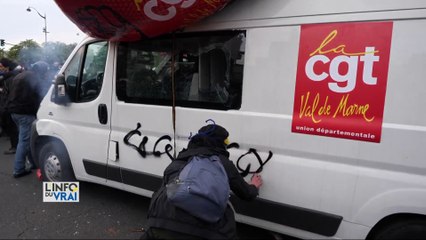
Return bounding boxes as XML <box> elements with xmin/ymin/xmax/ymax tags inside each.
<box><xmin>7</xmin><ymin>71</ymin><xmax>41</xmax><ymax>115</ymax></box>
<box><xmin>0</xmin><ymin>58</ymin><xmax>22</xmax><ymax>115</ymax></box>
<box><xmin>146</xmin><ymin>125</ymin><xmax>259</xmax><ymax>239</ymax></box>
<box><xmin>7</xmin><ymin>61</ymin><xmax>49</xmax><ymax>115</ymax></box>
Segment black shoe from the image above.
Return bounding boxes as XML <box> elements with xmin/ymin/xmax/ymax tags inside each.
<box><xmin>4</xmin><ymin>147</ymin><xmax>16</xmax><ymax>155</ymax></box>
<box><xmin>13</xmin><ymin>170</ymin><xmax>32</xmax><ymax>178</ymax></box>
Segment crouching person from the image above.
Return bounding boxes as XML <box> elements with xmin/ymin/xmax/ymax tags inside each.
<box><xmin>142</xmin><ymin>123</ymin><xmax>263</xmax><ymax>239</ymax></box>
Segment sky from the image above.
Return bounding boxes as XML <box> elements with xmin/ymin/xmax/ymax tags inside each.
<box><xmin>0</xmin><ymin>0</ymin><xmax>87</xmax><ymax>49</ymax></box>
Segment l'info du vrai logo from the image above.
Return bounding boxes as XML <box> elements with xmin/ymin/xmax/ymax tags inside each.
<box><xmin>43</xmin><ymin>182</ymin><xmax>79</xmax><ymax>202</ymax></box>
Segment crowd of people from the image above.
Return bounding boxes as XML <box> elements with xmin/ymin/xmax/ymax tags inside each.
<box><xmin>0</xmin><ymin>57</ymin><xmax>52</xmax><ymax>178</ymax></box>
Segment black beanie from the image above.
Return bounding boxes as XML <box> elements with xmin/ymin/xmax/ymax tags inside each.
<box><xmin>197</xmin><ymin>124</ymin><xmax>229</xmax><ymax>142</ymax></box>
<box><xmin>189</xmin><ymin>124</ymin><xmax>229</xmax><ymax>149</ymax></box>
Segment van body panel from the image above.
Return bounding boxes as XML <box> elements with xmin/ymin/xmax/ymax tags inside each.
<box><xmin>189</xmin><ymin>0</ymin><xmax>426</xmax><ymax>31</ymax></box>
<box><xmin>109</xmin><ymin>102</ymin><xmax>174</xmax><ymax>193</ymax></box>
<box><xmin>33</xmin><ymin>2</ymin><xmax>426</xmax><ymax>239</ymax></box>
<box><xmin>385</xmin><ymin>20</ymin><xmax>426</xmax><ymax>126</ymax></box>
<box><xmin>203</xmin><ymin>0</ymin><xmax>426</xmax><ymax>22</ymax></box>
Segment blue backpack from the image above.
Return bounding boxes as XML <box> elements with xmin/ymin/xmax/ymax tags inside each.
<box><xmin>166</xmin><ymin>155</ymin><xmax>230</xmax><ymax>223</ymax></box>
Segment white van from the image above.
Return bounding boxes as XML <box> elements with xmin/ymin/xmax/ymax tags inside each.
<box><xmin>31</xmin><ymin>0</ymin><xmax>426</xmax><ymax>239</ymax></box>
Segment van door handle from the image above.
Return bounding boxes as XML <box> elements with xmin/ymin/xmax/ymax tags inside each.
<box><xmin>98</xmin><ymin>104</ymin><xmax>108</xmax><ymax>125</ymax></box>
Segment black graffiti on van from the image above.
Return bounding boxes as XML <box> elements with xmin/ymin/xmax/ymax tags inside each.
<box><xmin>123</xmin><ymin>123</ymin><xmax>174</xmax><ymax>160</ymax></box>
<box><xmin>226</xmin><ymin>143</ymin><xmax>273</xmax><ymax>177</ymax></box>
<box><xmin>123</xmin><ymin>122</ymin><xmax>273</xmax><ymax>175</ymax></box>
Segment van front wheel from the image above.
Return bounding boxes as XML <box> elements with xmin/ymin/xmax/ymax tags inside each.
<box><xmin>39</xmin><ymin>141</ymin><xmax>76</xmax><ymax>181</ymax></box>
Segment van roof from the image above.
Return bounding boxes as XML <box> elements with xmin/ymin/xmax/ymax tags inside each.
<box><xmin>187</xmin><ymin>0</ymin><xmax>426</xmax><ymax>31</ymax></box>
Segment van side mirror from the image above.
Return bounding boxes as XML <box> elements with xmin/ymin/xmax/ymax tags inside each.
<box><xmin>51</xmin><ymin>74</ymin><xmax>70</xmax><ymax>105</ymax></box>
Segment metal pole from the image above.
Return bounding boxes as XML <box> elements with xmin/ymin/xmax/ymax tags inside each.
<box><xmin>44</xmin><ymin>14</ymin><xmax>47</xmax><ymax>43</ymax></box>
<box><xmin>27</xmin><ymin>7</ymin><xmax>48</xmax><ymax>43</ymax></box>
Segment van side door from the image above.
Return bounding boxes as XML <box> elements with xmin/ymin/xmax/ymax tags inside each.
<box><xmin>109</xmin><ymin>32</ymin><xmax>246</xmax><ymax>196</ymax></box>
<box><xmin>55</xmin><ymin>40</ymin><xmax>113</xmax><ymax>184</ymax></box>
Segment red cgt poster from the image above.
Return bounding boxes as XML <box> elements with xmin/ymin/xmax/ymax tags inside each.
<box><xmin>292</xmin><ymin>22</ymin><xmax>393</xmax><ymax>143</ymax></box>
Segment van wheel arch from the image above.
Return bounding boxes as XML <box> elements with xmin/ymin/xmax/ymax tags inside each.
<box><xmin>367</xmin><ymin>213</ymin><xmax>426</xmax><ymax>240</ymax></box>
<box><xmin>37</xmin><ymin>138</ymin><xmax>76</xmax><ymax>181</ymax></box>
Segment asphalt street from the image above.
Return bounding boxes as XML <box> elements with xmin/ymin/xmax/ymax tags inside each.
<box><xmin>0</xmin><ymin>135</ymin><xmax>285</xmax><ymax>239</ymax></box>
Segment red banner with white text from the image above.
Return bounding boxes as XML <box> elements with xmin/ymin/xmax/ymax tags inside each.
<box><xmin>54</xmin><ymin>0</ymin><xmax>232</xmax><ymax>41</ymax></box>
<box><xmin>292</xmin><ymin>22</ymin><xmax>393</xmax><ymax>143</ymax></box>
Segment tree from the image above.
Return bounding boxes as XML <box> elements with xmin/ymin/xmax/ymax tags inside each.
<box><xmin>43</xmin><ymin>41</ymin><xmax>77</xmax><ymax>66</ymax></box>
<box><xmin>4</xmin><ymin>40</ymin><xmax>77</xmax><ymax>70</ymax></box>
<box><xmin>7</xmin><ymin>39</ymin><xmax>42</xmax><ymax>68</ymax></box>
<box><xmin>0</xmin><ymin>48</ymin><xmax>5</xmax><ymax>59</ymax></box>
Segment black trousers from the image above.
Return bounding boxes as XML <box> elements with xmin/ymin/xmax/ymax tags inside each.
<box><xmin>1</xmin><ymin>112</ymin><xmax>18</xmax><ymax>148</ymax></box>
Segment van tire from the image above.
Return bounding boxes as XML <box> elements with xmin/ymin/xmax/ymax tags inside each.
<box><xmin>39</xmin><ymin>141</ymin><xmax>76</xmax><ymax>181</ymax></box>
<box><xmin>370</xmin><ymin>217</ymin><xmax>426</xmax><ymax>240</ymax></box>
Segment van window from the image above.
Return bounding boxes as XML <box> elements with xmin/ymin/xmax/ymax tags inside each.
<box><xmin>63</xmin><ymin>47</ymin><xmax>83</xmax><ymax>102</ymax></box>
<box><xmin>63</xmin><ymin>41</ymin><xmax>108</xmax><ymax>102</ymax></box>
<box><xmin>116</xmin><ymin>31</ymin><xmax>245</xmax><ymax>110</ymax></box>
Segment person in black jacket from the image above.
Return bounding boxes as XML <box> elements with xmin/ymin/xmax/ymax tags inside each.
<box><xmin>7</xmin><ymin>61</ymin><xmax>49</xmax><ymax>178</ymax></box>
<box><xmin>0</xmin><ymin>58</ymin><xmax>22</xmax><ymax>155</ymax></box>
<box><xmin>142</xmin><ymin>124</ymin><xmax>263</xmax><ymax>239</ymax></box>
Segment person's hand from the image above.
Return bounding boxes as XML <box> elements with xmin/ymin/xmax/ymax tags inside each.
<box><xmin>250</xmin><ymin>173</ymin><xmax>263</xmax><ymax>189</ymax></box>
